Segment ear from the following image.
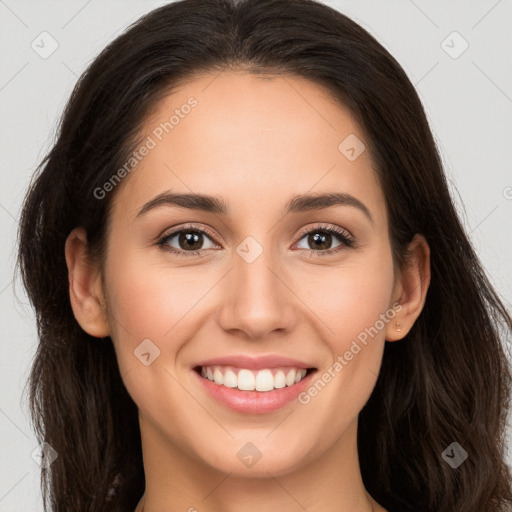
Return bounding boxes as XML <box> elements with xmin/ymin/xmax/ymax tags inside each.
<box><xmin>385</xmin><ymin>234</ymin><xmax>431</xmax><ymax>342</ymax></box>
<box><xmin>64</xmin><ymin>227</ymin><xmax>110</xmax><ymax>338</ymax></box>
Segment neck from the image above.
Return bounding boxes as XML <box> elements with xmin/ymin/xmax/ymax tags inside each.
<box><xmin>134</xmin><ymin>416</ymin><xmax>383</xmax><ymax>512</ymax></box>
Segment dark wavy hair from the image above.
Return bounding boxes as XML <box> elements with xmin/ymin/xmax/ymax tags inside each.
<box><xmin>17</xmin><ymin>0</ymin><xmax>512</xmax><ymax>511</ymax></box>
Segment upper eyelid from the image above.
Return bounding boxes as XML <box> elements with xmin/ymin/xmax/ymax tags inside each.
<box><xmin>295</xmin><ymin>223</ymin><xmax>352</xmax><ymax>240</ymax></box>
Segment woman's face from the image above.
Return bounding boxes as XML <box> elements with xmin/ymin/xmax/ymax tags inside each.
<box><xmin>99</xmin><ymin>70</ymin><xmax>404</xmax><ymax>477</ymax></box>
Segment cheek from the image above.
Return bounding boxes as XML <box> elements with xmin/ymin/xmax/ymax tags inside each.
<box><xmin>296</xmin><ymin>244</ymin><xmax>395</xmax><ymax>404</ymax></box>
<box><xmin>105</xmin><ymin>243</ymin><xmax>205</xmax><ymax>338</ymax></box>
<box><xmin>103</xmin><ymin>249</ymin><xmax>226</xmax><ymax>402</ymax></box>
<box><xmin>102</xmin><ymin>248</ymin><xmax>190</xmax><ymax>375</ymax></box>
<box><xmin>103</xmin><ymin>255</ymin><xmax>201</xmax><ymax>419</ymax></box>
<box><xmin>107</xmin><ymin>272</ymin><xmax>170</xmax><ymax>341</ymax></box>
<box><xmin>304</xmin><ymin>248</ymin><xmax>395</xmax><ymax>347</ymax></box>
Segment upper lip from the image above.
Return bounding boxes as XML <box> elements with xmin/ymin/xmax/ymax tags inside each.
<box><xmin>193</xmin><ymin>355</ymin><xmax>315</xmax><ymax>370</ymax></box>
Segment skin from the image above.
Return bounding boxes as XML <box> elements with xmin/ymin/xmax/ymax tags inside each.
<box><xmin>65</xmin><ymin>70</ymin><xmax>430</xmax><ymax>512</ymax></box>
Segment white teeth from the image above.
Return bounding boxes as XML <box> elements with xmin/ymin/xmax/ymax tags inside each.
<box><xmin>199</xmin><ymin>365</ymin><xmax>309</xmax><ymax>392</ymax></box>
<box><xmin>237</xmin><ymin>369</ymin><xmax>255</xmax><ymax>390</ymax></box>
<box><xmin>285</xmin><ymin>369</ymin><xmax>296</xmax><ymax>386</ymax></box>
<box><xmin>255</xmin><ymin>369</ymin><xmax>274</xmax><ymax>392</ymax></box>
<box><xmin>273</xmin><ymin>370</ymin><xmax>286</xmax><ymax>389</ymax></box>
<box><xmin>222</xmin><ymin>369</ymin><xmax>238</xmax><ymax>388</ymax></box>
<box><xmin>213</xmin><ymin>368</ymin><xmax>224</xmax><ymax>385</ymax></box>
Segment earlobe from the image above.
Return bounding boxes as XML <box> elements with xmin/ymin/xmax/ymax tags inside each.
<box><xmin>385</xmin><ymin>234</ymin><xmax>431</xmax><ymax>342</ymax></box>
<box><xmin>65</xmin><ymin>227</ymin><xmax>110</xmax><ymax>338</ymax></box>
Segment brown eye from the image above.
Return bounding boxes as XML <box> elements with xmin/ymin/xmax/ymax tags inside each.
<box><xmin>295</xmin><ymin>225</ymin><xmax>354</xmax><ymax>255</ymax></box>
<box><xmin>157</xmin><ymin>225</ymin><xmax>219</xmax><ymax>257</ymax></box>
<box><xmin>176</xmin><ymin>231</ymin><xmax>204</xmax><ymax>251</ymax></box>
<box><xmin>306</xmin><ymin>231</ymin><xmax>334</xmax><ymax>250</ymax></box>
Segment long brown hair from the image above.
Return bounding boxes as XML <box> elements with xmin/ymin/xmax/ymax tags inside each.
<box><xmin>17</xmin><ymin>0</ymin><xmax>512</xmax><ymax>510</ymax></box>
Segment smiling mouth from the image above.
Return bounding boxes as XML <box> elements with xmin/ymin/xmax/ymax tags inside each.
<box><xmin>193</xmin><ymin>365</ymin><xmax>317</xmax><ymax>392</ymax></box>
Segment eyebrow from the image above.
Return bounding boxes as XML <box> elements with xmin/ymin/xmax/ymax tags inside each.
<box><xmin>137</xmin><ymin>190</ymin><xmax>374</xmax><ymax>224</ymax></box>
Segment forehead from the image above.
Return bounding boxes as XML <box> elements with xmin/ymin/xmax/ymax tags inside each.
<box><xmin>111</xmin><ymin>70</ymin><xmax>385</xmax><ymax>223</ymax></box>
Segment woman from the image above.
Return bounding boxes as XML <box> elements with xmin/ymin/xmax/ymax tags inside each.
<box><xmin>18</xmin><ymin>0</ymin><xmax>512</xmax><ymax>511</ymax></box>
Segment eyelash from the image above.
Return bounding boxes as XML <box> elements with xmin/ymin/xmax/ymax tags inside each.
<box><xmin>156</xmin><ymin>223</ymin><xmax>355</xmax><ymax>258</ymax></box>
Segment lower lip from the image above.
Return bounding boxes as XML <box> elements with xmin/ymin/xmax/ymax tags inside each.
<box><xmin>192</xmin><ymin>368</ymin><xmax>317</xmax><ymax>414</ymax></box>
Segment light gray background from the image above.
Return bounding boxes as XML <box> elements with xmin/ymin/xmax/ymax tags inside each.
<box><xmin>1</xmin><ymin>0</ymin><xmax>511</xmax><ymax>510</ymax></box>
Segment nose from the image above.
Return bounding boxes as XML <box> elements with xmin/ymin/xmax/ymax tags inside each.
<box><xmin>217</xmin><ymin>243</ymin><xmax>297</xmax><ymax>341</ymax></box>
